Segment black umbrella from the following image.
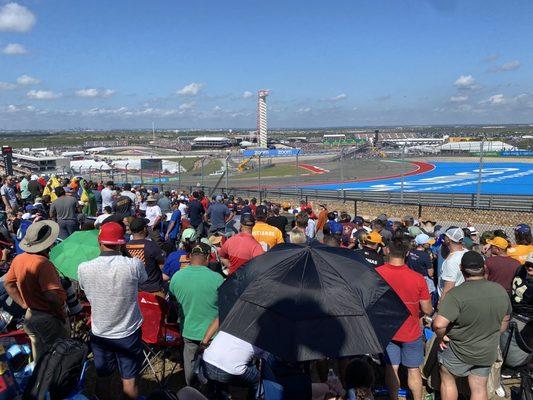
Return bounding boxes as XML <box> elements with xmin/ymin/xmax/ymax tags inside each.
<box><xmin>218</xmin><ymin>242</ymin><xmax>409</xmax><ymax>362</ymax></box>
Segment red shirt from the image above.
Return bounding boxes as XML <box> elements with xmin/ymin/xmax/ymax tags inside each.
<box><xmin>201</xmin><ymin>197</ymin><xmax>210</xmax><ymax>211</ymax></box>
<box><xmin>219</xmin><ymin>232</ymin><xmax>264</xmax><ymax>274</ymax></box>
<box><xmin>376</xmin><ymin>263</ymin><xmax>429</xmax><ymax>342</ymax></box>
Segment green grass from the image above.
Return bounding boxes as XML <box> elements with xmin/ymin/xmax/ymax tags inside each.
<box><xmin>236</xmin><ymin>163</ymin><xmax>298</xmax><ymax>178</ymax></box>
<box><xmin>164</xmin><ymin>157</ymin><xmax>199</xmax><ymax>172</ymax></box>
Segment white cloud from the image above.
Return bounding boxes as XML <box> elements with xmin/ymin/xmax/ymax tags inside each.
<box><xmin>0</xmin><ymin>3</ymin><xmax>36</xmax><ymax>32</ymax></box>
<box><xmin>454</xmin><ymin>75</ymin><xmax>476</xmax><ymax>90</ymax></box>
<box><xmin>179</xmin><ymin>102</ymin><xmax>195</xmax><ymax>111</ymax></box>
<box><xmin>75</xmin><ymin>88</ymin><xmax>116</xmax><ymax>98</ymax></box>
<box><xmin>16</xmin><ymin>74</ymin><xmax>40</xmax><ymax>85</ymax></box>
<box><xmin>297</xmin><ymin>107</ymin><xmax>311</xmax><ymax>113</ymax></box>
<box><xmin>26</xmin><ymin>90</ymin><xmax>61</xmax><ymax>100</ymax></box>
<box><xmin>0</xmin><ymin>81</ymin><xmax>17</xmax><ymax>90</ymax></box>
<box><xmin>488</xmin><ymin>60</ymin><xmax>521</xmax><ymax>73</ymax></box>
<box><xmin>2</xmin><ymin>43</ymin><xmax>28</xmax><ymax>55</ymax></box>
<box><xmin>242</xmin><ymin>91</ymin><xmax>253</xmax><ymax>99</ymax></box>
<box><xmin>480</xmin><ymin>94</ymin><xmax>507</xmax><ymax>105</ymax></box>
<box><xmin>479</xmin><ymin>93</ymin><xmax>532</xmax><ymax>108</ymax></box>
<box><xmin>331</xmin><ymin>93</ymin><xmax>347</xmax><ymax>101</ymax></box>
<box><xmin>352</xmin><ymin>106</ymin><xmax>358</xmax><ymax>111</ymax></box>
<box><xmin>177</xmin><ymin>82</ymin><xmax>205</xmax><ymax>96</ymax></box>
<box><xmin>213</xmin><ymin>105</ymin><xmax>222</xmax><ymax>111</ymax></box>
<box><xmin>449</xmin><ymin>95</ymin><xmax>468</xmax><ymax>103</ymax></box>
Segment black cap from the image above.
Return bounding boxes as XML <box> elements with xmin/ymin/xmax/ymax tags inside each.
<box><xmin>461</xmin><ymin>250</ymin><xmax>484</xmax><ymax>269</ymax></box>
<box><xmin>241</xmin><ymin>213</ymin><xmax>256</xmax><ymax>227</ymax></box>
<box><xmin>191</xmin><ymin>242</ymin><xmax>211</xmax><ymax>257</ymax></box>
<box><xmin>255</xmin><ymin>205</ymin><xmax>268</xmax><ymax>219</ymax></box>
<box><xmin>129</xmin><ymin>217</ymin><xmax>149</xmax><ymax>233</ymax></box>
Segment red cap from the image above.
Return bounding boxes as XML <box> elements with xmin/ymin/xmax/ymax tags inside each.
<box><xmin>99</xmin><ymin>222</ymin><xmax>126</xmax><ymax>245</ymax></box>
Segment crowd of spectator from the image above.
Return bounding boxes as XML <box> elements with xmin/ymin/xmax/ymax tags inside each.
<box><xmin>0</xmin><ymin>172</ymin><xmax>531</xmax><ymax>400</ymax></box>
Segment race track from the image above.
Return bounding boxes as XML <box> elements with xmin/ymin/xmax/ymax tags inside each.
<box><xmin>306</xmin><ymin>162</ymin><xmax>533</xmax><ymax>195</ymax></box>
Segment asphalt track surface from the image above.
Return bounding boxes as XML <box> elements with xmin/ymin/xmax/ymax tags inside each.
<box><xmin>305</xmin><ymin>161</ymin><xmax>533</xmax><ymax>195</ymax></box>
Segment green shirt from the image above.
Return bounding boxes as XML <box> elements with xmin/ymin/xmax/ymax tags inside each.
<box><xmin>169</xmin><ymin>265</ymin><xmax>224</xmax><ymax>341</ymax></box>
<box><xmin>439</xmin><ymin>279</ymin><xmax>512</xmax><ymax>366</ymax></box>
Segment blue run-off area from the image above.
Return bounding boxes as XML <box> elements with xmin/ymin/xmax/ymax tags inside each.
<box><xmin>307</xmin><ymin>162</ymin><xmax>533</xmax><ymax>195</ymax></box>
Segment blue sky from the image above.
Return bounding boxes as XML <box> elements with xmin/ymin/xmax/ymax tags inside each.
<box><xmin>1</xmin><ymin>0</ymin><xmax>533</xmax><ymax>129</ymax></box>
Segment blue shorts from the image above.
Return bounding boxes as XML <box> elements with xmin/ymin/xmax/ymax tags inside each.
<box><xmin>90</xmin><ymin>328</ymin><xmax>143</xmax><ymax>379</ymax></box>
<box><xmin>384</xmin><ymin>337</ymin><xmax>424</xmax><ymax>368</ymax></box>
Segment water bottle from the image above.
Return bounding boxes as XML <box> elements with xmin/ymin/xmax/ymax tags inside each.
<box><xmin>398</xmin><ymin>388</ymin><xmax>408</xmax><ymax>400</ymax></box>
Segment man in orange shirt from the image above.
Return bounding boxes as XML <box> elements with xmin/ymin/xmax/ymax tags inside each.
<box><xmin>252</xmin><ymin>205</ymin><xmax>284</xmax><ymax>251</ymax></box>
<box><xmin>315</xmin><ymin>204</ymin><xmax>328</xmax><ymax>236</ymax></box>
<box><xmin>4</xmin><ymin>220</ymin><xmax>68</xmax><ymax>360</ymax></box>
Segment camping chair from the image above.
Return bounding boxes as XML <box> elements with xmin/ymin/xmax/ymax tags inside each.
<box><xmin>501</xmin><ymin>320</ymin><xmax>532</xmax><ymax>400</ymax></box>
<box><xmin>138</xmin><ymin>292</ymin><xmax>183</xmax><ymax>386</ymax></box>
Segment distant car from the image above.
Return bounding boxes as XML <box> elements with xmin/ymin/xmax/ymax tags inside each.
<box><xmin>267</xmin><ymin>145</ymin><xmax>276</xmax><ymax>150</ymax></box>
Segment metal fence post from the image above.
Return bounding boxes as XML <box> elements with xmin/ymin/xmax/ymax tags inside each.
<box><xmin>88</xmin><ymin>166</ymin><xmax>92</xmax><ymax>182</ymax></box>
<box><xmin>476</xmin><ymin>137</ymin><xmax>485</xmax><ymax>208</ymax></box>
<box><xmin>178</xmin><ymin>160</ymin><xmax>181</xmax><ymax>191</ymax></box>
<box><xmin>418</xmin><ymin>204</ymin><xmax>422</xmax><ymax>218</ymax></box>
<box><xmin>125</xmin><ymin>163</ymin><xmax>129</xmax><ymax>183</ymax></box>
<box><xmin>99</xmin><ymin>166</ymin><xmax>104</xmax><ymax>182</ymax></box>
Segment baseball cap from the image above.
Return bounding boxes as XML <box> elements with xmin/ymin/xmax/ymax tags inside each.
<box><xmin>146</xmin><ymin>195</ymin><xmax>157</xmax><ymax>202</ymax></box>
<box><xmin>255</xmin><ymin>205</ymin><xmax>268</xmax><ymax>218</ymax></box>
<box><xmin>515</xmin><ymin>224</ymin><xmax>531</xmax><ymax>234</ymax></box>
<box><xmin>415</xmin><ymin>233</ymin><xmax>435</xmax><ymax>246</ymax></box>
<box><xmin>191</xmin><ymin>242</ymin><xmax>211</xmax><ymax>257</ymax></box>
<box><xmin>408</xmin><ymin>226</ymin><xmax>423</xmax><ymax>238</ymax></box>
<box><xmin>467</xmin><ymin>226</ymin><xmax>479</xmax><ymax>236</ymax></box>
<box><xmin>525</xmin><ymin>252</ymin><xmax>533</xmax><ymax>265</ymax></box>
<box><xmin>354</xmin><ymin>216</ymin><xmax>364</xmax><ymax>225</ymax></box>
<box><xmin>486</xmin><ymin>237</ymin><xmax>509</xmax><ymax>250</ymax></box>
<box><xmin>152</xmin><ymin>187</ymin><xmax>159</xmax><ymax>193</ymax></box>
<box><xmin>99</xmin><ymin>222</ymin><xmax>126</xmax><ymax>245</ymax></box>
<box><xmin>21</xmin><ymin>212</ymin><xmax>35</xmax><ymax>220</ymax></box>
<box><xmin>129</xmin><ymin>217</ymin><xmax>149</xmax><ymax>233</ymax></box>
<box><xmin>461</xmin><ymin>250</ymin><xmax>484</xmax><ymax>270</ymax></box>
<box><xmin>445</xmin><ymin>227</ymin><xmax>464</xmax><ymax>243</ymax></box>
<box><xmin>365</xmin><ymin>231</ymin><xmax>384</xmax><ymax>245</ymax></box>
<box><xmin>181</xmin><ymin>227</ymin><xmax>197</xmax><ymax>242</ymax></box>
<box><xmin>241</xmin><ymin>213</ymin><xmax>256</xmax><ymax>227</ymax></box>
<box><xmin>377</xmin><ymin>214</ymin><xmax>388</xmax><ymax>222</ymax></box>
<box><xmin>215</xmin><ymin>195</ymin><xmax>223</xmax><ymax>202</ymax></box>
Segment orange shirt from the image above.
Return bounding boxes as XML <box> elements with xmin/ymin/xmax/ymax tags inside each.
<box><xmin>4</xmin><ymin>253</ymin><xmax>66</xmax><ymax>313</ymax></box>
<box><xmin>252</xmin><ymin>221</ymin><xmax>284</xmax><ymax>250</ymax></box>
<box><xmin>316</xmin><ymin>209</ymin><xmax>328</xmax><ymax>232</ymax></box>
<box><xmin>507</xmin><ymin>245</ymin><xmax>533</xmax><ymax>264</ymax></box>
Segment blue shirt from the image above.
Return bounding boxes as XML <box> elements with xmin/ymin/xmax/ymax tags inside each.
<box><xmin>168</xmin><ymin>210</ymin><xmax>182</xmax><ymax>240</ymax></box>
<box><xmin>326</xmin><ymin>220</ymin><xmax>343</xmax><ymax>235</ymax></box>
<box><xmin>207</xmin><ymin>202</ymin><xmax>230</xmax><ymax>230</ymax></box>
<box><xmin>163</xmin><ymin>249</ymin><xmax>186</xmax><ymax>279</ymax></box>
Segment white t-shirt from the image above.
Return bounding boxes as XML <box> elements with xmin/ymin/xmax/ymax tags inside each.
<box><xmin>94</xmin><ymin>213</ymin><xmax>111</xmax><ymax>227</ymax></box>
<box><xmin>145</xmin><ymin>205</ymin><xmax>162</xmax><ymax>227</ymax></box>
<box><xmin>178</xmin><ymin>203</ymin><xmax>188</xmax><ymax>219</ymax></box>
<box><xmin>78</xmin><ymin>254</ymin><xmax>147</xmax><ymax>339</ymax></box>
<box><xmin>306</xmin><ymin>218</ymin><xmax>316</xmax><ymax>238</ymax></box>
<box><xmin>438</xmin><ymin>249</ymin><xmax>468</xmax><ymax>296</ymax></box>
<box><xmin>203</xmin><ymin>331</ymin><xmax>266</xmax><ymax>375</ymax></box>
<box><xmin>101</xmin><ymin>187</ymin><xmax>115</xmax><ymax>209</ymax></box>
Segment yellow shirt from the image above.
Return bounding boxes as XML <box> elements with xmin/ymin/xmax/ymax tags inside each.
<box><xmin>507</xmin><ymin>244</ymin><xmax>533</xmax><ymax>264</ymax></box>
<box><xmin>252</xmin><ymin>221</ymin><xmax>284</xmax><ymax>251</ymax></box>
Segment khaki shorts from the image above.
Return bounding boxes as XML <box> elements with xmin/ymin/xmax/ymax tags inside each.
<box><xmin>438</xmin><ymin>345</ymin><xmax>491</xmax><ymax>377</ymax></box>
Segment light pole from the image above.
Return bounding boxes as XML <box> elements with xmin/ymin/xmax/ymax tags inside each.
<box><xmin>258</xmin><ymin>154</ymin><xmax>262</xmax><ymax>194</ymax></box>
<box><xmin>476</xmin><ymin>137</ymin><xmax>485</xmax><ymax>208</ymax></box>
<box><xmin>295</xmin><ymin>150</ymin><xmax>300</xmax><ymax>189</ymax></box>
<box><xmin>340</xmin><ymin>148</ymin><xmax>344</xmax><ymax>183</ymax></box>
<box><xmin>178</xmin><ymin>160</ymin><xmax>181</xmax><ymax>191</ymax></box>
<box><xmin>201</xmin><ymin>158</ymin><xmax>206</xmax><ymax>187</ymax></box>
<box><xmin>400</xmin><ymin>142</ymin><xmax>406</xmax><ymax>203</ymax></box>
<box><xmin>225</xmin><ymin>152</ymin><xmax>230</xmax><ymax>192</ymax></box>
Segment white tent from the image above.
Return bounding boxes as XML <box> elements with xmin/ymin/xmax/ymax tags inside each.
<box><xmin>439</xmin><ymin>141</ymin><xmax>516</xmax><ymax>152</ymax></box>
<box><xmin>70</xmin><ymin>160</ymin><xmax>111</xmax><ymax>173</ymax></box>
<box><xmin>112</xmin><ymin>159</ymin><xmax>187</xmax><ymax>174</ymax></box>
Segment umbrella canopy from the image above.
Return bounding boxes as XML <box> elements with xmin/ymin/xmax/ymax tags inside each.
<box><xmin>50</xmin><ymin>230</ymin><xmax>100</xmax><ymax>280</ymax></box>
<box><xmin>219</xmin><ymin>242</ymin><xmax>409</xmax><ymax>362</ymax></box>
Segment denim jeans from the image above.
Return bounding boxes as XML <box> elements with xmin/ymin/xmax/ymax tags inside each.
<box><xmin>202</xmin><ymin>360</ymin><xmax>260</xmax><ymax>391</ymax></box>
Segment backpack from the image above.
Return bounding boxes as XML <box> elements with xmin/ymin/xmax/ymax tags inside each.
<box><xmin>23</xmin><ymin>338</ymin><xmax>88</xmax><ymax>400</ymax></box>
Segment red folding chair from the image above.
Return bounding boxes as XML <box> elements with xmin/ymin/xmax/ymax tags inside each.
<box><xmin>138</xmin><ymin>292</ymin><xmax>182</xmax><ymax>385</ymax></box>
